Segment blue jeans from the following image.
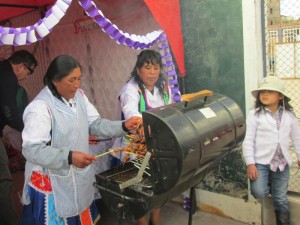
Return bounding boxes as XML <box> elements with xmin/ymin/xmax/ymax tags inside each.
<box><xmin>250</xmin><ymin>164</ymin><xmax>290</xmax><ymax>212</ymax></box>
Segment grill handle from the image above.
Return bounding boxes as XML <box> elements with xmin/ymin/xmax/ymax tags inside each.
<box><xmin>181</xmin><ymin>90</ymin><xmax>213</xmax><ymax>102</ymax></box>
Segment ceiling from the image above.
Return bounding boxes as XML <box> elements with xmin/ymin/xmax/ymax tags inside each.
<box><xmin>0</xmin><ymin>0</ymin><xmax>56</xmax><ymax>23</ymax></box>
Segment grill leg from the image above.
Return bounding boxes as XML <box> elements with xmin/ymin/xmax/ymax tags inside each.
<box><xmin>116</xmin><ymin>203</ymin><xmax>124</xmax><ymax>225</ymax></box>
<box><xmin>188</xmin><ymin>187</ymin><xmax>197</xmax><ymax>225</ymax></box>
<box><xmin>118</xmin><ymin>218</ymin><xmax>124</xmax><ymax>225</ymax></box>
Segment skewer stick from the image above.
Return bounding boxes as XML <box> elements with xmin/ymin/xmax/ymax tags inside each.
<box><xmin>95</xmin><ymin>148</ymin><xmax>121</xmax><ymax>158</ymax></box>
<box><xmin>95</xmin><ymin>150</ymin><xmax>112</xmax><ymax>159</ymax></box>
<box><xmin>95</xmin><ymin>148</ymin><xmax>144</xmax><ymax>159</ymax></box>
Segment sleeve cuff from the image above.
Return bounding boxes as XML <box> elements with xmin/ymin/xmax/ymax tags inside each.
<box><xmin>68</xmin><ymin>151</ymin><xmax>73</xmax><ymax>165</ymax></box>
<box><xmin>122</xmin><ymin>121</ymin><xmax>130</xmax><ymax>132</ymax></box>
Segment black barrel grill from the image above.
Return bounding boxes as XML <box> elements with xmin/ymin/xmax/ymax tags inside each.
<box><xmin>95</xmin><ymin>93</ymin><xmax>246</xmax><ymax>222</ymax></box>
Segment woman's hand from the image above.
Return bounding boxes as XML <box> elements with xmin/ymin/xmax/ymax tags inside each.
<box><xmin>71</xmin><ymin>151</ymin><xmax>96</xmax><ymax>168</ymax></box>
<box><xmin>247</xmin><ymin>164</ymin><xmax>258</xmax><ymax>180</ymax></box>
<box><xmin>124</xmin><ymin>116</ymin><xmax>142</xmax><ymax>131</ymax></box>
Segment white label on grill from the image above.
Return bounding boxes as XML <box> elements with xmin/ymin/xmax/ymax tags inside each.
<box><xmin>199</xmin><ymin>107</ymin><xmax>216</xmax><ymax>118</ymax></box>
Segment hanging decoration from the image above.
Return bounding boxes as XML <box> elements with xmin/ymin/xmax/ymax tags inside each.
<box><xmin>158</xmin><ymin>33</ymin><xmax>181</xmax><ymax>102</ymax></box>
<box><xmin>78</xmin><ymin>0</ymin><xmax>162</xmax><ymax>49</ymax></box>
<box><xmin>0</xmin><ymin>0</ymin><xmax>72</xmax><ymax>45</ymax></box>
<box><xmin>0</xmin><ymin>0</ymin><xmax>163</xmax><ymax>49</ymax></box>
<box><xmin>77</xmin><ymin>0</ymin><xmax>181</xmax><ymax>101</ymax></box>
<box><xmin>0</xmin><ymin>0</ymin><xmax>181</xmax><ymax>101</ymax></box>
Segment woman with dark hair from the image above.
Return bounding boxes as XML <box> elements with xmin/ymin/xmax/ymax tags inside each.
<box><xmin>115</xmin><ymin>50</ymin><xmax>171</xmax><ymax>121</ymax></box>
<box><xmin>129</xmin><ymin>49</ymin><xmax>166</xmax><ymax>102</ymax></box>
<box><xmin>113</xmin><ymin>50</ymin><xmax>173</xmax><ymax>225</ymax></box>
<box><xmin>20</xmin><ymin>55</ymin><xmax>141</xmax><ymax>225</ymax></box>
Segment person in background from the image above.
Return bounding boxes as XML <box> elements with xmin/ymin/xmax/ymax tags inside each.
<box><xmin>242</xmin><ymin>76</ymin><xmax>300</xmax><ymax>225</ymax></box>
<box><xmin>16</xmin><ymin>84</ymin><xmax>29</xmax><ymax>115</ymax></box>
<box><xmin>0</xmin><ymin>49</ymin><xmax>37</xmax><ymax>225</ymax></box>
<box><xmin>3</xmin><ymin>85</ymin><xmax>29</xmax><ymax>172</ymax></box>
<box><xmin>113</xmin><ymin>50</ymin><xmax>173</xmax><ymax>225</ymax></box>
<box><xmin>20</xmin><ymin>55</ymin><xmax>140</xmax><ymax>225</ymax></box>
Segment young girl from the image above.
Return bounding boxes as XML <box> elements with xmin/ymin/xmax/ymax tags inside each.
<box><xmin>242</xmin><ymin>76</ymin><xmax>300</xmax><ymax>225</ymax></box>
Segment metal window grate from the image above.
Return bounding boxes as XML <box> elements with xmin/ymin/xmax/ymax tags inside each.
<box><xmin>264</xmin><ymin>0</ymin><xmax>300</xmax><ymax>192</ymax></box>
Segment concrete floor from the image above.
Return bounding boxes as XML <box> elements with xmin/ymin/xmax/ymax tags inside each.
<box><xmin>96</xmin><ymin>199</ymin><xmax>248</xmax><ymax>225</ymax></box>
<box><xmin>13</xmin><ymin>171</ymin><xmax>300</xmax><ymax>225</ymax></box>
<box><xmin>12</xmin><ymin>171</ymin><xmax>247</xmax><ymax>225</ymax></box>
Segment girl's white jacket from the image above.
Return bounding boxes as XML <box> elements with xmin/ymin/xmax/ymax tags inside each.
<box><xmin>242</xmin><ymin>108</ymin><xmax>300</xmax><ymax>166</ymax></box>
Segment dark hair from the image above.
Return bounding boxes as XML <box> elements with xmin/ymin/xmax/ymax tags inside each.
<box><xmin>43</xmin><ymin>55</ymin><xmax>80</xmax><ymax>101</ymax></box>
<box><xmin>8</xmin><ymin>50</ymin><xmax>37</xmax><ymax>68</ymax></box>
<box><xmin>129</xmin><ymin>49</ymin><xmax>166</xmax><ymax>98</ymax></box>
<box><xmin>254</xmin><ymin>91</ymin><xmax>293</xmax><ymax>115</ymax></box>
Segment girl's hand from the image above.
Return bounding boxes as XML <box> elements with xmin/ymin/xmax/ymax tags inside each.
<box><xmin>247</xmin><ymin>164</ymin><xmax>258</xmax><ymax>180</ymax></box>
<box><xmin>298</xmin><ymin>160</ymin><xmax>300</xmax><ymax>167</ymax></box>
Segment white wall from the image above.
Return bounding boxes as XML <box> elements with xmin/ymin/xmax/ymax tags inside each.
<box><xmin>242</xmin><ymin>0</ymin><xmax>264</xmax><ymax>113</ymax></box>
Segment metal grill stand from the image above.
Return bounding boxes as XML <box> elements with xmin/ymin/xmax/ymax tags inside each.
<box><xmin>95</xmin><ymin>93</ymin><xmax>246</xmax><ymax>224</ymax></box>
<box><xmin>188</xmin><ymin>187</ymin><xmax>198</xmax><ymax>225</ymax></box>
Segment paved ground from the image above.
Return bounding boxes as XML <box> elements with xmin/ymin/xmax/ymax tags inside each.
<box><xmin>96</xmin><ymin>199</ymin><xmax>248</xmax><ymax>225</ymax></box>
<box><xmin>13</xmin><ymin>171</ymin><xmax>247</xmax><ymax>225</ymax></box>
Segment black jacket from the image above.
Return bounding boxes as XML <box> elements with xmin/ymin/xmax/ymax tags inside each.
<box><xmin>0</xmin><ymin>60</ymin><xmax>24</xmax><ymax>137</ymax></box>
